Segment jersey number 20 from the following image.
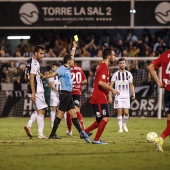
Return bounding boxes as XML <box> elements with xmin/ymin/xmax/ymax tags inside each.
<box><xmin>71</xmin><ymin>72</ymin><xmax>82</xmax><ymax>84</ymax></box>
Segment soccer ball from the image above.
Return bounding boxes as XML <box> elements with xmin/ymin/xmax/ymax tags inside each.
<box><xmin>146</xmin><ymin>132</ymin><xmax>158</xmax><ymax>143</ymax></box>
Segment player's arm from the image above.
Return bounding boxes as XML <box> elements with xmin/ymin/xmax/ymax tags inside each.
<box><xmin>70</xmin><ymin>41</ymin><xmax>77</xmax><ymax>57</ymax></box>
<box><xmin>81</xmin><ymin>69</ymin><xmax>87</xmax><ymax>84</ymax></box>
<box><xmin>147</xmin><ymin>63</ymin><xmax>163</xmax><ymax>88</ymax></box>
<box><xmin>49</xmin><ymin>81</ymin><xmax>58</xmax><ymax>92</ymax></box>
<box><xmin>129</xmin><ymin>82</ymin><xmax>135</xmax><ymax>100</ymax></box>
<box><xmin>98</xmin><ymin>80</ymin><xmax>119</xmax><ymax>96</ymax></box>
<box><xmin>108</xmin><ymin>81</ymin><xmax>115</xmax><ymax>103</ymax></box>
<box><xmin>40</xmin><ymin>71</ymin><xmax>57</xmax><ymax>79</ymax></box>
<box><xmin>29</xmin><ymin>73</ymin><xmax>36</xmax><ymax>102</ymax></box>
<box><xmin>82</xmin><ymin>79</ymin><xmax>87</xmax><ymax>84</ymax></box>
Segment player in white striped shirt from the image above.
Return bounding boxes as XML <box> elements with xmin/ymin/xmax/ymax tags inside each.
<box><xmin>48</xmin><ymin>62</ymin><xmax>61</xmax><ymax>128</ymax></box>
<box><xmin>24</xmin><ymin>45</ymin><xmax>48</xmax><ymax>139</ymax></box>
<box><xmin>109</xmin><ymin>58</ymin><xmax>135</xmax><ymax>133</ymax></box>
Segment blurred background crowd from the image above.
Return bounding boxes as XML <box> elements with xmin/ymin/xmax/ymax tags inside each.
<box><xmin>0</xmin><ymin>29</ymin><xmax>170</xmax><ymax>87</ymax></box>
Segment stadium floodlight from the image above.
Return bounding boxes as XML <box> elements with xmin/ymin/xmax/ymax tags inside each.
<box><xmin>7</xmin><ymin>36</ymin><xmax>31</xmax><ymax>40</ymax></box>
<box><xmin>130</xmin><ymin>9</ymin><xmax>136</xmax><ymax>14</ymax></box>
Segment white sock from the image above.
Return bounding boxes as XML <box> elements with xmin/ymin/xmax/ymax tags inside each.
<box><xmin>123</xmin><ymin>115</ymin><xmax>129</xmax><ymax>127</ymax></box>
<box><xmin>64</xmin><ymin>112</ymin><xmax>67</xmax><ymax>124</ymax></box>
<box><xmin>37</xmin><ymin>114</ymin><xmax>44</xmax><ymax>136</ymax></box>
<box><xmin>50</xmin><ymin>110</ymin><xmax>56</xmax><ymax>125</ymax></box>
<box><xmin>117</xmin><ymin>115</ymin><xmax>122</xmax><ymax>130</ymax></box>
<box><xmin>27</xmin><ymin>111</ymin><xmax>37</xmax><ymax>128</ymax></box>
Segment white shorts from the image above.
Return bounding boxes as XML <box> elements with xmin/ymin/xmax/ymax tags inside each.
<box><xmin>28</xmin><ymin>93</ymin><xmax>48</xmax><ymax>110</ymax></box>
<box><xmin>50</xmin><ymin>95</ymin><xmax>59</xmax><ymax>107</ymax></box>
<box><xmin>114</xmin><ymin>98</ymin><xmax>130</xmax><ymax>109</ymax></box>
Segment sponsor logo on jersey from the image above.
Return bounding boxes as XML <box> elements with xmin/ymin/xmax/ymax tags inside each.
<box><xmin>102</xmin><ymin>75</ymin><xmax>106</xmax><ymax>79</ymax></box>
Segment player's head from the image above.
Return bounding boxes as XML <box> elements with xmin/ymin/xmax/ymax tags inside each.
<box><xmin>51</xmin><ymin>62</ymin><xmax>60</xmax><ymax>72</ymax></box>
<box><xmin>34</xmin><ymin>45</ymin><xmax>45</xmax><ymax>61</ymax></box>
<box><xmin>63</xmin><ymin>54</ymin><xmax>75</xmax><ymax>67</ymax></box>
<box><xmin>103</xmin><ymin>48</ymin><xmax>115</xmax><ymax>64</ymax></box>
<box><xmin>118</xmin><ymin>58</ymin><xmax>126</xmax><ymax>70</ymax></box>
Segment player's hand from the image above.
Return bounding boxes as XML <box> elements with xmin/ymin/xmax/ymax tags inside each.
<box><xmin>31</xmin><ymin>93</ymin><xmax>36</xmax><ymax>102</ymax></box>
<box><xmin>73</xmin><ymin>40</ymin><xmax>78</xmax><ymax>48</ymax></box>
<box><xmin>108</xmin><ymin>96</ymin><xmax>113</xmax><ymax>104</ymax></box>
<box><xmin>112</xmin><ymin>89</ymin><xmax>120</xmax><ymax>96</ymax></box>
<box><xmin>157</xmin><ymin>81</ymin><xmax>164</xmax><ymax>88</ymax></box>
<box><xmin>39</xmin><ymin>72</ymin><xmax>44</xmax><ymax>78</ymax></box>
<box><xmin>131</xmin><ymin>93</ymin><xmax>135</xmax><ymax>100</ymax></box>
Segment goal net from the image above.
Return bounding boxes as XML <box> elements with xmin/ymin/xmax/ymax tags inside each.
<box><xmin>0</xmin><ymin>57</ymin><xmax>165</xmax><ymax>118</ymax></box>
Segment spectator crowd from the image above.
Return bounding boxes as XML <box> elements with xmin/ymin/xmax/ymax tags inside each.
<box><xmin>0</xmin><ymin>29</ymin><xmax>170</xmax><ymax>87</ymax></box>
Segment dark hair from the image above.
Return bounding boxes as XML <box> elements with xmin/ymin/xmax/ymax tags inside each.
<box><xmin>34</xmin><ymin>45</ymin><xmax>45</xmax><ymax>53</ymax></box>
<box><xmin>63</xmin><ymin>54</ymin><xmax>72</xmax><ymax>64</ymax></box>
<box><xmin>118</xmin><ymin>57</ymin><xmax>126</xmax><ymax>64</ymax></box>
<box><xmin>51</xmin><ymin>62</ymin><xmax>60</xmax><ymax>67</ymax></box>
<box><xmin>102</xmin><ymin>48</ymin><xmax>113</xmax><ymax>60</ymax></box>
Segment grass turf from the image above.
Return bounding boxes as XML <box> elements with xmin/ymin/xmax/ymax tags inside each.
<box><xmin>0</xmin><ymin>117</ymin><xmax>169</xmax><ymax>170</ymax></box>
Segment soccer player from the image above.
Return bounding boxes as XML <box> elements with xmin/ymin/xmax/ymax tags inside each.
<box><xmin>41</xmin><ymin>41</ymin><xmax>91</xmax><ymax>143</ymax></box>
<box><xmin>84</xmin><ymin>48</ymin><xmax>120</xmax><ymax>144</ymax></box>
<box><xmin>109</xmin><ymin>58</ymin><xmax>135</xmax><ymax>133</ymax></box>
<box><xmin>147</xmin><ymin>50</ymin><xmax>170</xmax><ymax>152</ymax></box>
<box><xmin>66</xmin><ymin>62</ymin><xmax>87</xmax><ymax>136</ymax></box>
<box><xmin>48</xmin><ymin>62</ymin><xmax>61</xmax><ymax>128</ymax></box>
<box><xmin>24</xmin><ymin>45</ymin><xmax>48</xmax><ymax>139</ymax></box>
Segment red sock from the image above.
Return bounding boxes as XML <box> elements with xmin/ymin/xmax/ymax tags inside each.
<box><xmin>77</xmin><ymin>112</ymin><xmax>85</xmax><ymax>130</ymax></box>
<box><xmin>94</xmin><ymin>120</ymin><xmax>107</xmax><ymax>141</ymax></box>
<box><xmin>85</xmin><ymin>121</ymin><xmax>98</xmax><ymax>134</ymax></box>
<box><xmin>66</xmin><ymin>113</ymin><xmax>72</xmax><ymax>132</ymax></box>
<box><xmin>77</xmin><ymin>112</ymin><xmax>83</xmax><ymax>121</ymax></box>
<box><xmin>161</xmin><ymin>120</ymin><xmax>170</xmax><ymax>139</ymax></box>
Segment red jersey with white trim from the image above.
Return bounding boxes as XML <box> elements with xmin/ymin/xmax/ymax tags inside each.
<box><xmin>152</xmin><ymin>50</ymin><xmax>170</xmax><ymax>91</ymax></box>
<box><xmin>70</xmin><ymin>65</ymin><xmax>86</xmax><ymax>95</ymax></box>
<box><xmin>90</xmin><ymin>62</ymin><xmax>109</xmax><ymax>104</ymax></box>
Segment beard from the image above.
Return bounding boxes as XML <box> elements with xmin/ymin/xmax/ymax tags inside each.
<box><xmin>110</xmin><ymin>60</ymin><xmax>114</xmax><ymax>64</ymax></box>
<box><xmin>120</xmin><ymin>67</ymin><xmax>125</xmax><ymax>70</ymax></box>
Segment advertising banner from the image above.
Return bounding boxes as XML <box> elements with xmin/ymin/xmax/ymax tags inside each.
<box><xmin>135</xmin><ymin>1</ymin><xmax>170</xmax><ymax>26</ymax></box>
<box><xmin>0</xmin><ymin>1</ymin><xmax>130</xmax><ymax>28</ymax></box>
<box><xmin>0</xmin><ymin>82</ymin><xmax>166</xmax><ymax>118</ymax></box>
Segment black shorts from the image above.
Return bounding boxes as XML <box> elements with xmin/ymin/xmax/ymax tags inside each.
<box><xmin>164</xmin><ymin>89</ymin><xmax>170</xmax><ymax>114</ymax></box>
<box><xmin>92</xmin><ymin>104</ymin><xmax>110</xmax><ymax>122</ymax></box>
<box><xmin>59</xmin><ymin>90</ymin><xmax>75</xmax><ymax>112</ymax></box>
<box><xmin>72</xmin><ymin>95</ymin><xmax>81</xmax><ymax>108</ymax></box>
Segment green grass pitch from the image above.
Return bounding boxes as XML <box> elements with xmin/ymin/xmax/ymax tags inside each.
<box><xmin>0</xmin><ymin>117</ymin><xmax>170</xmax><ymax>170</ymax></box>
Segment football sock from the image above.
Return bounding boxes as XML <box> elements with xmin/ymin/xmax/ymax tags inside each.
<box><xmin>63</xmin><ymin>112</ymin><xmax>67</xmax><ymax>124</ymax></box>
<box><xmin>50</xmin><ymin>117</ymin><xmax>61</xmax><ymax>136</ymax></box>
<box><xmin>117</xmin><ymin>115</ymin><xmax>122</xmax><ymax>130</ymax></box>
<box><xmin>77</xmin><ymin>112</ymin><xmax>85</xmax><ymax>130</ymax></box>
<box><xmin>27</xmin><ymin>110</ymin><xmax>37</xmax><ymax>128</ymax></box>
<box><xmin>85</xmin><ymin>121</ymin><xmax>98</xmax><ymax>134</ymax></box>
<box><xmin>161</xmin><ymin>120</ymin><xmax>170</xmax><ymax>139</ymax></box>
<box><xmin>50</xmin><ymin>110</ymin><xmax>56</xmax><ymax>125</ymax></box>
<box><xmin>37</xmin><ymin>114</ymin><xmax>44</xmax><ymax>136</ymax></box>
<box><xmin>72</xmin><ymin>118</ymin><xmax>82</xmax><ymax>133</ymax></box>
<box><xmin>94</xmin><ymin>119</ymin><xmax>107</xmax><ymax>141</ymax></box>
<box><xmin>66</xmin><ymin>113</ymin><xmax>72</xmax><ymax>132</ymax></box>
<box><xmin>122</xmin><ymin>114</ymin><xmax>129</xmax><ymax>126</ymax></box>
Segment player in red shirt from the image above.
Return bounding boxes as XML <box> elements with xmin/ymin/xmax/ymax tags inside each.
<box><xmin>147</xmin><ymin>50</ymin><xmax>170</xmax><ymax>152</ymax></box>
<box><xmin>66</xmin><ymin>62</ymin><xmax>87</xmax><ymax>136</ymax></box>
<box><xmin>85</xmin><ymin>48</ymin><xmax>119</xmax><ymax>144</ymax></box>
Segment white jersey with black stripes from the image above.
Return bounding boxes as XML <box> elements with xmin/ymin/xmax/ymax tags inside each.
<box><xmin>25</xmin><ymin>57</ymin><xmax>44</xmax><ymax>94</ymax></box>
<box><xmin>111</xmin><ymin>70</ymin><xmax>133</xmax><ymax>99</ymax></box>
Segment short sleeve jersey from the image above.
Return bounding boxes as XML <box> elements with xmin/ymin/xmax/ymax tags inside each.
<box><xmin>26</xmin><ymin>57</ymin><xmax>44</xmax><ymax>94</ymax></box>
<box><xmin>111</xmin><ymin>70</ymin><xmax>133</xmax><ymax>99</ymax></box>
<box><xmin>152</xmin><ymin>50</ymin><xmax>170</xmax><ymax>91</ymax></box>
<box><xmin>56</xmin><ymin>65</ymin><xmax>72</xmax><ymax>91</ymax></box>
<box><xmin>90</xmin><ymin>62</ymin><xmax>109</xmax><ymax>104</ymax></box>
<box><xmin>49</xmin><ymin>75</ymin><xmax>61</xmax><ymax>96</ymax></box>
<box><xmin>70</xmin><ymin>65</ymin><xmax>86</xmax><ymax>95</ymax></box>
